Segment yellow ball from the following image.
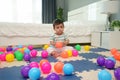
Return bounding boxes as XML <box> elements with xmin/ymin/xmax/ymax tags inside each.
<box><xmin>84</xmin><ymin>45</ymin><xmax>90</xmax><ymax>51</ymax></box>
<box><xmin>6</xmin><ymin>53</ymin><xmax>14</xmax><ymax>62</ymax></box>
<box><xmin>67</xmin><ymin>50</ymin><xmax>72</xmax><ymax>57</ymax></box>
<box><xmin>43</xmin><ymin>44</ymin><xmax>49</xmax><ymax>50</ymax></box>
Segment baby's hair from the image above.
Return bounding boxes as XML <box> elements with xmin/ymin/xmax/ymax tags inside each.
<box><xmin>53</xmin><ymin>19</ymin><xmax>64</xmax><ymax>29</ymax></box>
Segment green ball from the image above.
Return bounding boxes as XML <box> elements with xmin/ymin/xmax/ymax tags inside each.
<box><xmin>75</xmin><ymin>44</ymin><xmax>81</xmax><ymax>51</ymax></box>
<box><xmin>0</xmin><ymin>52</ymin><xmax>3</xmax><ymax>54</ymax></box>
<box><xmin>14</xmin><ymin>50</ymin><xmax>21</xmax><ymax>58</ymax></box>
<box><xmin>15</xmin><ymin>52</ymin><xmax>23</xmax><ymax>61</ymax></box>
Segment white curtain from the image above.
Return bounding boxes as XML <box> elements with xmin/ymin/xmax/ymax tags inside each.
<box><xmin>0</xmin><ymin>0</ymin><xmax>42</xmax><ymax>23</ymax></box>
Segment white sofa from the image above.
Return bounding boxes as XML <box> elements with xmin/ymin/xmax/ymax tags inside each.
<box><xmin>0</xmin><ymin>21</ymin><xmax>105</xmax><ymax>46</ymax></box>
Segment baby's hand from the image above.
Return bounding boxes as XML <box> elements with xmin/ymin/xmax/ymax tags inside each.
<box><xmin>54</xmin><ymin>53</ymin><xmax>60</xmax><ymax>58</ymax></box>
<box><xmin>51</xmin><ymin>51</ymin><xmax>60</xmax><ymax>58</ymax></box>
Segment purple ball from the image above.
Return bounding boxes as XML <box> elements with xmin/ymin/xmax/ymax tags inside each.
<box><xmin>24</xmin><ymin>53</ymin><xmax>31</xmax><ymax>61</ymax></box>
<box><xmin>6</xmin><ymin>46</ymin><xmax>13</xmax><ymax>52</ymax></box>
<box><xmin>46</xmin><ymin>73</ymin><xmax>60</xmax><ymax>80</ymax></box>
<box><xmin>114</xmin><ymin>68</ymin><xmax>120</xmax><ymax>80</ymax></box>
<box><xmin>105</xmin><ymin>59</ymin><xmax>115</xmax><ymax>69</ymax></box>
<box><xmin>21</xmin><ymin>65</ymin><xmax>31</xmax><ymax>78</ymax></box>
<box><xmin>97</xmin><ymin>56</ymin><xmax>105</xmax><ymax>66</ymax></box>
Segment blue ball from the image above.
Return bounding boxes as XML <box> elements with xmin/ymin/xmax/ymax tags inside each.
<box><xmin>98</xmin><ymin>70</ymin><xmax>112</xmax><ymax>80</ymax></box>
<box><xmin>107</xmin><ymin>57</ymin><xmax>116</xmax><ymax>64</ymax></box>
<box><xmin>28</xmin><ymin>68</ymin><xmax>41</xmax><ymax>80</ymax></box>
<box><xmin>17</xmin><ymin>45</ymin><xmax>23</xmax><ymax>48</ymax></box>
<box><xmin>24</xmin><ymin>48</ymin><xmax>30</xmax><ymax>54</ymax></box>
<box><xmin>63</xmin><ymin>63</ymin><xmax>74</xmax><ymax>75</ymax></box>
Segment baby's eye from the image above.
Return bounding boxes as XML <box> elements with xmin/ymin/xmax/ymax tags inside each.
<box><xmin>56</xmin><ymin>27</ymin><xmax>59</xmax><ymax>29</ymax></box>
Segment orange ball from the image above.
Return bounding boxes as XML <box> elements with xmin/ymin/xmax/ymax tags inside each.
<box><xmin>54</xmin><ymin>62</ymin><xmax>64</xmax><ymax>73</ymax></box>
<box><xmin>55</xmin><ymin>42</ymin><xmax>63</xmax><ymax>48</ymax></box>
<box><xmin>39</xmin><ymin>59</ymin><xmax>49</xmax><ymax>67</ymax></box>
<box><xmin>61</xmin><ymin>51</ymin><xmax>68</xmax><ymax>58</ymax></box>
<box><xmin>110</xmin><ymin>48</ymin><xmax>118</xmax><ymax>55</ymax></box>
<box><xmin>114</xmin><ymin>53</ymin><xmax>120</xmax><ymax>61</ymax></box>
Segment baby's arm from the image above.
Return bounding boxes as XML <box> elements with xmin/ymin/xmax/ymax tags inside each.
<box><xmin>50</xmin><ymin>41</ymin><xmax>55</xmax><ymax>46</ymax></box>
<box><xmin>63</xmin><ymin>39</ymin><xmax>69</xmax><ymax>46</ymax></box>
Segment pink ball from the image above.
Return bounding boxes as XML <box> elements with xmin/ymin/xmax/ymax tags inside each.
<box><xmin>72</xmin><ymin>49</ymin><xmax>78</xmax><ymax>56</ymax></box>
<box><xmin>41</xmin><ymin>62</ymin><xmax>51</xmax><ymax>74</ymax></box>
<box><xmin>28</xmin><ymin>45</ymin><xmax>33</xmax><ymax>51</ymax></box>
<box><xmin>30</xmin><ymin>50</ymin><xmax>37</xmax><ymax>57</ymax></box>
<box><xmin>0</xmin><ymin>53</ymin><xmax>6</xmax><ymax>61</ymax></box>
<box><xmin>0</xmin><ymin>48</ymin><xmax>5</xmax><ymax>52</ymax></box>
<box><xmin>29</xmin><ymin>62</ymin><xmax>39</xmax><ymax>68</ymax></box>
<box><xmin>41</xmin><ymin>50</ymin><xmax>48</xmax><ymax>58</ymax></box>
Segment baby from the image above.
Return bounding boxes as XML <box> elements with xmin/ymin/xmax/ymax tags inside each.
<box><xmin>47</xmin><ymin>19</ymin><xmax>73</xmax><ymax>58</ymax></box>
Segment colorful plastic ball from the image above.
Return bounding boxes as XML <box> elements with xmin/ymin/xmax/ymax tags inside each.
<box><xmin>28</xmin><ymin>68</ymin><xmax>41</xmax><ymax>80</ymax></box>
<box><xmin>0</xmin><ymin>52</ymin><xmax>3</xmax><ymax>54</ymax></box>
<box><xmin>72</xmin><ymin>49</ymin><xmax>78</xmax><ymax>56</ymax></box>
<box><xmin>17</xmin><ymin>45</ymin><xmax>23</xmax><ymax>48</ymax></box>
<box><xmin>110</xmin><ymin>48</ymin><xmax>118</xmax><ymax>55</ymax></box>
<box><xmin>30</xmin><ymin>50</ymin><xmax>37</xmax><ymax>57</ymax></box>
<box><xmin>14</xmin><ymin>50</ymin><xmax>21</xmax><ymax>58</ymax></box>
<box><xmin>54</xmin><ymin>62</ymin><xmax>64</xmax><ymax>73</ymax></box>
<box><xmin>18</xmin><ymin>48</ymin><xmax>24</xmax><ymax>53</ymax></box>
<box><xmin>98</xmin><ymin>70</ymin><xmax>112</xmax><ymax>80</ymax></box>
<box><xmin>21</xmin><ymin>65</ymin><xmax>31</xmax><ymax>78</ymax></box>
<box><xmin>0</xmin><ymin>47</ymin><xmax>6</xmax><ymax>52</ymax></box>
<box><xmin>46</xmin><ymin>73</ymin><xmax>60</xmax><ymax>80</ymax></box>
<box><xmin>6</xmin><ymin>46</ymin><xmax>13</xmax><ymax>52</ymax></box>
<box><xmin>75</xmin><ymin>44</ymin><xmax>81</xmax><ymax>51</ymax></box>
<box><xmin>55</xmin><ymin>42</ymin><xmax>63</xmax><ymax>48</ymax></box>
<box><xmin>15</xmin><ymin>51</ymin><xmax>23</xmax><ymax>61</ymax></box>
<box><xmin>41</xmin><ymin>62</ymin><xmax>51</xmax><ymax>74</ymax></box>
<box><xmin>23</xmin><ymin>53</ymin><xmax>31</xmax><ymax>61</ymax></box>
<box><xmin>114</xmin><ymin>53</ymin><xmax>120</xmax><ymax>61</ymax></box>
<box><xmin>13</xmin><ymin>47</ymin><xmax>19</xmax><ymax>52</ymax></box>
<box><xmin>97</xmin><ymin>56</ymin><xmax>105</xmax><ymax>66</ymax></box>
<box><xmin>29</xmin><ymin>62</ymin><xmax>39</xmax><ymax>68</ymax></box>
<box><xmin>84</xmin><ymin>45</ymin><xmax>90</xmax><ymax>51</ymax></box>
<box><xmin>104</xmin><ymin>59</ymin><xmax>115</xmax><ymax>69</ymax></box>
<box><xmin>61</xmin><ymin>51</ymin><xmax>68</xmax><ymax>58</ymax></box>
<box><xmin>24</xmin><ymin>48</ymin><xmax>30</xmax><ymax>54</ymax></box>
<box><xmin>63</xmin><ymin>63</ymin><xmax>74</xmax><ymax>75</ymax></box>
<box><xmin>28</xmin><ymin>45</ymin><xmax>33</xmax><ymax>51</ymax></box>
<box><xmin>67</xmin><ymin>50</ymin><xmax>72</xmax><ymax>57</ymax></box>
<box><xmin>107</xmin><ymin>57</ymin><xmax>116</xmax><ymax>64</ymax></box>
<box><xmin>0</xmin><ymin>53</ymin><xmax>6</xmax><ymax>61</ymax></box>
<box><xmin>41</xmin><ymin>50</ymin><xmax>48</xmax><ymax>58</ymax></box>
<box><xmin>5</xmin><ymin>53</ymin><xmax>14</xmax><ymax>62</ymax></box>
<box><xmin>43</xmin><ymin>44</ymin><xmax>49</xmax><ymax>50</ymax></box>
<box><xmin>39</xmin><ymin>59</ymin><xmax>49</xmax><ymax>67</ymax></box>
<box><xmin>114</xmin><ymin>68</ymin><xmax>120</xmax><ymax>80</ymax></box>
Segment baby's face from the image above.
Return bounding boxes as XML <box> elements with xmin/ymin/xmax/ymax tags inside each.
<box><xmin>54</xmin><ymin>23</ymin><xmax>64</xmax><ymax>35</ymax></box>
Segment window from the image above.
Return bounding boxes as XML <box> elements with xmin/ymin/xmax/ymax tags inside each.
<box><xmin>0</xmin><ymin>0</ymin><xmax>42</xmax><ymax>23</ymax></box>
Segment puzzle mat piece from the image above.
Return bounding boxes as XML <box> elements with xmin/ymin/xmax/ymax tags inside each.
<box><xmin>76</xmin><ymin>69</ymin><xmax>116</xmax><ymax>80</ymax></box>
<box><xmin>0</xmin><ymin>60</ymin><xmax>27</xmax><ymax>68</ymax></box>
